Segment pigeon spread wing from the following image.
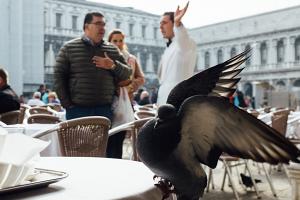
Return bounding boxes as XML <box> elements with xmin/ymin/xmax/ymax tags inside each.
<box><xmin>178</xmin><ymin>95</ymin><xmax>300</xmax><ymax>168</ymax></box>
<box><xmin>167</xmin><ymin>49</ymin><xmax>250</xmax><ymax>110</ymax></box>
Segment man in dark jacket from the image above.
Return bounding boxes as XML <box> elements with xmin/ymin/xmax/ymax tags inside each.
<box><xmin>0</xmin><ymin>68</ymin><xmax>20</xmax><ymax>114</ymax></box>
<box><xmin>54</xmin><ymin>12</ymin><xmax>132</xmax><ymax>158</ymax></box>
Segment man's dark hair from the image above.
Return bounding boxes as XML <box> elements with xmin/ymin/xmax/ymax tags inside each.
<box><xmin>83</xmin><ymin>12</ymin><xmax>104</xmax><ymax>30</ymax></box>
<box><xmin>0</xmin><ymin>68</ymin><xmax>8</xmax><ymax>84</ymax></box>
<box><xmin>163</xmin><ymin>12</ymin><xmax>174</xmax><ymax>23</ymax></box>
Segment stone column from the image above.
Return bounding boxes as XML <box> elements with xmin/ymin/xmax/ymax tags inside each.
<box><xmin>286</xmin><ymin>36</ymin><xmax>296</xmax><ymax>63</ymax></box>
<box><xmin>146</xmin><ymin>52</ymin><xmax>154</xmax><ymax>72</ymax></box>
<box><xmin>287</xmin><ymin>162</ymin><xmax>300</xmax><ymax>200</ymax></box>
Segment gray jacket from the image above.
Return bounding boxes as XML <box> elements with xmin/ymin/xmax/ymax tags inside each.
<box><xmin>54</xmin><ymin>37</ymin><xmax>132</xmax><ymax>108</ymax></box>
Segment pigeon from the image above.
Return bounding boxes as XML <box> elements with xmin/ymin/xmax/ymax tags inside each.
<box><xmin>136</xmin><ymin>49</ymin><xmax>300</xmax><ymax>200</ymax></box>
<box><xmin>240</xmin><ymin>173</ymin><xmax>262</xmax><ymax>188</ymax></box>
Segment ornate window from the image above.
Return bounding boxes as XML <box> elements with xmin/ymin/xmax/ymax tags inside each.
<box><xmin>277</xmin><ymin>40</ymin><xmax>284</xmax><ymax>63</ymax></box>
<box><xmin>153</xmin><ymin>27</ymin><xmax>158</xmax><ymax>39</ymax></box>
<box><xmin>295</xmin><ymin>37</ymin><xmax>300</xmax><ymax>62</ymax></box>
<box><xmin>245</xmin><ymin>44</ymin><xmax>251</xmax><ymax>66</ymax></box>
<box><xmin>72</xmin><ymin>16</ymin><xmax>78</xmax><ymax>30</ymax></box>
<box><xmin>55</xmin><ymin>13</ymin><xmax>62</xmax><ymax>28</ymax></box>
<box><xmin>115</xmin><ymin>21</ymin><xmax>121</xmax><ymax>29</ymax></box>
<box><xmin>217</xmin><ymin>49</ymin><xmax>223</xmax><ymax>64</ymax></box>
<box><xmin>230</xmin><ymin>47</ymin><xmax>237</xmax><ymax>57</ymax></box>
<box><xmin>260</xmin><ymin>42</ymin><xmax>268</xmax><ymax>65</ymax></box>
<box><xmin>142</xmin><ymin>25</ymin><xmax>146</xmax><ymax>38</ymax></box>
<box><xmin>129</xmin><ymin>24</ymin><xmax>134</xmax><ymax>37</ymax></box>
<box><xmin>204</xmin><ymin>51</ymin><xmax>210</xmax><ymax>68</ymax></box>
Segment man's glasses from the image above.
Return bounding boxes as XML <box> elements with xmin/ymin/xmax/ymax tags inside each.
<box><xmin>112</xmin><ymin>39</ymin><xmax>123</xmax><ymax>43</ymax></box>
<box><xmin>89</xmin><ymin>22</ymin><xmax>106</xmax><ymax>27</ymax></box>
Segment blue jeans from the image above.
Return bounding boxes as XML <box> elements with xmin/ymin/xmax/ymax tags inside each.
<box><xmin>66</xmin><ymin>105</ymin><xmax>124</xmax><ymax>159</ymax></box>
<box><xmin>66</xmin><ymin>105</ymin><xmax>113</xmax><ymax>120</ymax></box>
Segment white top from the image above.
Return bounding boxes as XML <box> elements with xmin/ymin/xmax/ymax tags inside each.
<box><xmin>157</xmin><ymin>25</ymin><xmax>197</xmax><ymax>106</ymax></box>
<box><xmin>27</xmin><ymin>99</ymin><xmax>45</xmax><ymax>107</ymax></box>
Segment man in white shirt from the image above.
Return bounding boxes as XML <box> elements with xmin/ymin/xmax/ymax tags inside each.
<box><xmin>157</xmin><ymin>2</ymin><xmax>197</xmax><ymax>106</ymax></box>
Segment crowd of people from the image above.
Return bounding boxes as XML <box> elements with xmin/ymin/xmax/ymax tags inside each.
<box><xmin>0</xmin><ymin>2</ymin><xmax>256</xmax><ymax>159</ymax></box>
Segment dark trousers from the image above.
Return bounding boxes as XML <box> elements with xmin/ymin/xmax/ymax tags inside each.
<box><xmin>66</xmin><ymin>105</ymin><xmax>125</xmax><ymax>159</ymax></box>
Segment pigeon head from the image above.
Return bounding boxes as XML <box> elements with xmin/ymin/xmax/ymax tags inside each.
<box><xmin>157</xmin><ymin>104</ymin><xmax>177</xmax><ymax>121</ymax></box>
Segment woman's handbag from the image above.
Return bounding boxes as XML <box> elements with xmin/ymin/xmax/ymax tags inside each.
<box><xmin>111</xmin><ymin>87</ymin><xmax>135</xmax><ymax>128</ymax></box>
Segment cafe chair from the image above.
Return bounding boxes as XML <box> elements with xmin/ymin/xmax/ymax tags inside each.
<box><xmin>27</xmin><ymin>114</ymin><xmax>61</xmax><ymax>124</ymax></box>
<box><xmin>134</xmin><ymin>110</ymin><xmax>156</xmax><ymax>120</ymax></box>
<box><xmin>109</xmin><ymin>117</ymin><xmax>154</xmax><ymax>161</ymax></box>
<box><xmin>33</xmin><ymin>116</ymin><xmax>111</xmax><ymax>157</ymax></box>
<box><xmin>0</xmin><ymin>110</ymin><xmax>21</xmax><ymax>125</ymax></box>
<box><xmin>27</xmin><ymin>106</ymin><xmax>53</xmax><ymax>116</ymax></box>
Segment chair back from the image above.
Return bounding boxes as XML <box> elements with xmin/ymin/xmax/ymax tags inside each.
<box><xmin>27</xmin><ymin>114</ymin><xmax>61</xmax><ymax>124</ymax></box>
<box><xmin>57</xmin><ymin>116</ymin><xmax>111</xmax><ymax>157</ymax></box>
<box><xmin>271</xmin><ymin>114</ymin><xmax>288</xmax><ymax>136</ymax></box>
<box><xmin>0</xmin><ymin>110</ymin><xmax>21</xmax><ymax>125</ymax></box>
<box><xmin>28</xmin><ymin>107</ymin><xmax>53</xmax><ymax>115</ymax></box>
<box><xmin>134</xmin><ymin>111</ymin><xmax>156</xmax><ymax>120</ymax></box>
<box><xmin>131</xmin><ymin>117</ymin><xmax>154</xmax><ymax>161</ymax></box>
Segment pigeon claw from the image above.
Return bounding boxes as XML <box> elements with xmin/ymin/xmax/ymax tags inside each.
<box><xmin>153</xmin><ymin>175</ymin><xmax>176</xmax><ymax>200</ymax></box>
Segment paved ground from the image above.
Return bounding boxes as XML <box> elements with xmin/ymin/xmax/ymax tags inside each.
<box><xmin>122</xmin><ymin>138</ymin><xmax>292</xmax><ymax>200</ymax></box>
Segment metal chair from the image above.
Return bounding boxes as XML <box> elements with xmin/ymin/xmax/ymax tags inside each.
<box><xmin>33</xmin><ymin>116</ymin><xmax>111</xmax><ymax>157</ymax></box>
<box><xmin>27</xmin><ymin>114</ymin><xmax>61</xmax><ymax>124</ymax></box>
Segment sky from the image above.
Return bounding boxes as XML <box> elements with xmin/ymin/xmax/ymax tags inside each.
<box><xmin>88</xmin><ymin>0</ymin><xmax>300</xmax><ymax>28</ymax></box>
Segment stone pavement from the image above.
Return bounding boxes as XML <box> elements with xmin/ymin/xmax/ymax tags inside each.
<box><xmin>122</xmin><ymin>138</ymin><xmax>292</xmax><ymax>200</ymax></box>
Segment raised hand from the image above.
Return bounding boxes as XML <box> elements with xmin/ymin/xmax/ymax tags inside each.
<box><xmin>174</xmin><ymin>1</ymin><xmax>189</xmax><ymax>27</ymax></box>
<box><xmin>92</xmin><ymin>52</ymin><xmax>115</xmax><ymax>70</ymax></box>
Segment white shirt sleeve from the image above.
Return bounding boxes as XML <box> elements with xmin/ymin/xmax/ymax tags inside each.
<box><xmin>173</xmin><ymin>24</ymin><xmax>194</xmax><ymax>51</ymax></box>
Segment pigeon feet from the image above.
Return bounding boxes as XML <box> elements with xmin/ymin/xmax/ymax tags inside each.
<box><xmin>153</xmin><ymin>175</ymin><xmax>176</xmax><ymax>200</ymax></box>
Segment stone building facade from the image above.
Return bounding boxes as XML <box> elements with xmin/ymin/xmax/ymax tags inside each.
<box><xmin>190</xmin><ymin>6</ymin><xmax>300</xmax><ymax>107</ymax></box>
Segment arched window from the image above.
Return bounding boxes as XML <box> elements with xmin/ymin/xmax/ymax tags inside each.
<box><xmin>260</xmin><ymin>42</ymin><xmax>268</xmax><ymax>65</ymax></box>
<box><xmin>293</xmin><ymin>79</ymin><xmax>300</xmax><ymax>87</ymax></box>
<box><xmin>295</xmin><ymin>37</ymin><xmax>300</xmax><ymax>62</ymax></box>
<box><xmin>230</xmin><ymin>47</ymin><xmax>237</xmax><ymax>57</ymax></box>
<box><xmin>245</xmin><ymin>44</ymin><xmax>251</xmax><ymax>66</ymax></box>
<box><xmin>217</xmin><ymin>49</ymin><xmax>223</xmax><ymax>64</ymax></box>
<box><xmin>277</xmin><ymin>40</ymin><xmax>284</xmax><ymax>63</ymax></box>
<box><xmin>204</xmin><ymin>51</ymin><xmax>210</xmax><ymax>68</ymax></box>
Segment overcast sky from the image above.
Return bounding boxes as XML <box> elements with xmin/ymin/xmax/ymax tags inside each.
<box><xmin>88</xmin><ymin>0</ymin><xmax>300</xmax><ymax>28</ymax></box>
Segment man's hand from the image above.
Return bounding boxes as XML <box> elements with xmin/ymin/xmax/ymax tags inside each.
<box><xmin>92</xmin><ymin>52</ymin><xmax>115</xmax><ymax>70</ymax></box>
<box><xmin>174</xmin><ymin>1</ymin><xmax>189</xmax><ymax>27</ymax></box>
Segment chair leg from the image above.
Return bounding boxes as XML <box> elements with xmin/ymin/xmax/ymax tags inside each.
<box><xmin>223</xmin><ymin>160</ymin><xmax>240</xmax><ymax>200</ymax></box>
<box><xmin>221</xmin><ymin>167</ymin><xmax>227</xmax><ymax>191</ymax></box>
<box><xmin>244</xmin><ymin>160</ymin><xmax>261</xmax><ymax>199</ymax></box>
<box><xmin>262</xmin><ymin>163</ymin><xmax>277</xmax><ymax>197</ymax></box>
<box><xmin>206</xmin><ymin>168</ymin><xmax>215</xmax><ymax>192</ymax></box>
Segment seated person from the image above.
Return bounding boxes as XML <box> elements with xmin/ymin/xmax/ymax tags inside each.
<box><xmin>0</xmin><ymin>67</ymin><xmax>19</xmax><ymax>101</ymax></box>
<box><xmin>0</xmin><ymin>91</ymin><xmax>20</xmax><ymax>114</ymax></box>
<box><xmin>139</xmin><ymin>91</ymin><xmax>151</xmax><ymax>105</ymax></box>
<box><xmin>48</xmin><ymin>92</ymin><xmax>60</xmax><ymax>104</ymax></box>
<box><xmin>27</xmin><ymin>92</ymin><xmax>45</xmax><ymax>106</ymax></box>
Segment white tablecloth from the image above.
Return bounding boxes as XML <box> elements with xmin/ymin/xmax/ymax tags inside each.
<box><xmin>0</xmin><ymin>157</ymin><xmax>166</xmax><ymax>200</ymax></box>
<box><xmin>4</xmin><ymin>124</ymin><xmax>62</xmax><ymax>156</ymax></box>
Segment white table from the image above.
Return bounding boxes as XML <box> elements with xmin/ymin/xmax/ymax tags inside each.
<box><xmin>4</xmin><ymin>124</ymin><xmax>62</xmax><ymax>157</ymax></box>
<box><xmin>0</xmin><ymin>157</ymin><xmax>166</xmax><ymax>200</ymax></box>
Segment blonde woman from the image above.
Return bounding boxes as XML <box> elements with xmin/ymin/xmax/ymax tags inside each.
<box><xmin>107</xmin><ymin>29</ymin><xmax>145</xmax><ymax>159</ymax></box>
<box><xmin>108</xmin><ymin>29</ymin><xmax>145</xmax><ymax>102</ymax></box>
